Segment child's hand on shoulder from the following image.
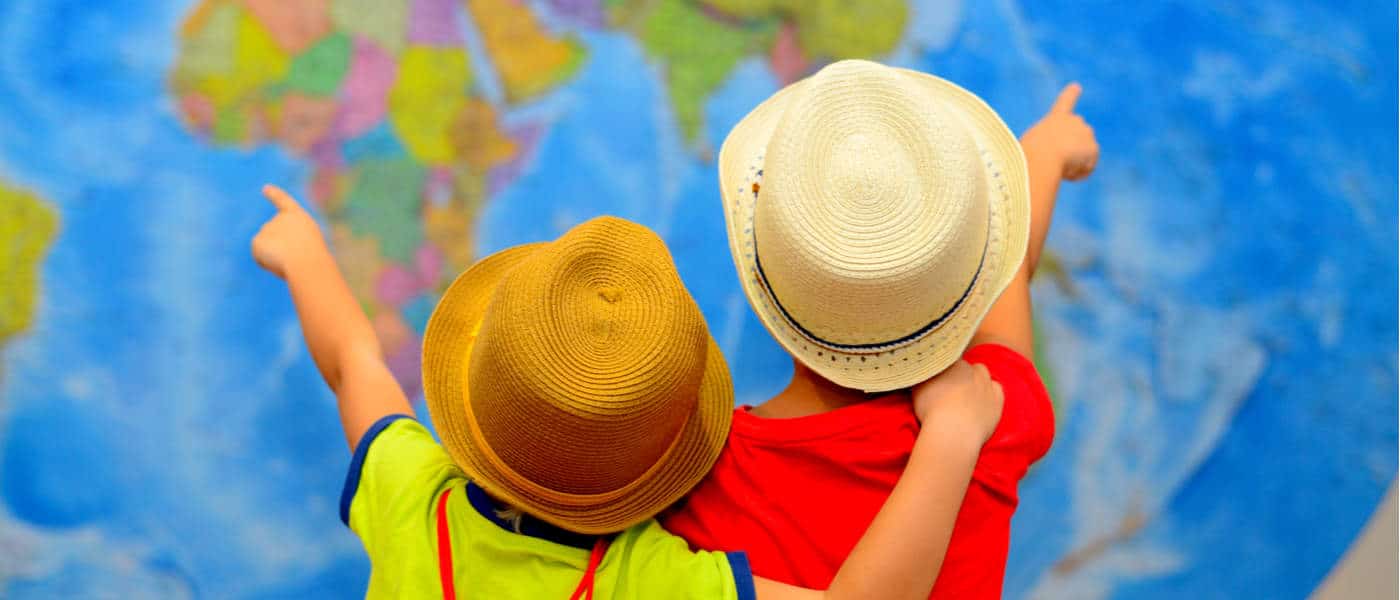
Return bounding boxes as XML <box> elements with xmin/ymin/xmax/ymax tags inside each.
<box><xmin>252</xmin><ymin>185</ymin><xmax>327</xmax><ymax>280</ymax></box>
<box><xmin>910</xmin><ymin>360</ymin><xmax>1005</xmax><ymax>447</ymax></box>
<box><xmin>1021</xmin><ymin>82</ymin><xmax>1099</xmax><ymax>181</ymax></box>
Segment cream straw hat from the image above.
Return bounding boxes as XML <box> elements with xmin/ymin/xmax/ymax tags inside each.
<box><xmin>719</xmin><ymin>60</ymin><xmax>1030</xmax><ymax>393</ymax></box>
<box><xmin>423</xmin><ymin>216</ymin><xmax>733</xmax><ymax>534</ymax></box>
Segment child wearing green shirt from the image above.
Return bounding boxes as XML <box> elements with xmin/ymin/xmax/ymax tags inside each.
<box><xmin>252</xmin><ymin>186</ymin><xmax>1004</xmax><ymax>599</ymax></box>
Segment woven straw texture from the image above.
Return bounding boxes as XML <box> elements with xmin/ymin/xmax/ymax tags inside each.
<box><xmin>718</xmin><ymin>60</ymin><xmax>1030</xmax><ymax>392</ymax></box>
<box><xmin>422</xmin><ymin>216</ymin><xmax>733</xmax><ymax>534</ymax></box>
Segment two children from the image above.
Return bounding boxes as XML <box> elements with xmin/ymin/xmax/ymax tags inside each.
<box><xmin>254</xmin><ymin>196</ymin><xmax>1002</xmax><ymax>598</ymax></box>
<box><xmin>252</xmin><ymin>58</ymin><xmax>1097</xmax><ymax>598</ymax></box>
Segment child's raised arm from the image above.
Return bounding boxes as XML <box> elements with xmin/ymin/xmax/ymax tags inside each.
<box><xmin>753</xmin><ymin>361</ymin><xmax>1005</xmax><ymax>600</ymax></box>
<box><xmin>972</xmin><ymin>83</ymin><xmax>1100</xmax><ymax>357</ymax></box>
<box><xmin>251</xmin><ymin>185</ymin><xmax>414</xmax><ymax>450</ymax></box>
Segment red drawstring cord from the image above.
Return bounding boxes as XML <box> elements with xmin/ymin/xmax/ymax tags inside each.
<box><xmin>436</xmin><ymin>488</ymin><xmax>457</xmax><ymax>600</ymax></box>
<box><xmin>437</xmin><ymin>486</ymin><xmax>610</xmax><ymax>600</ymax></box>
<box><xmin>568</xmin><ymin>537</ymin><xmax>610</xmax><ymax>600</ymax></box>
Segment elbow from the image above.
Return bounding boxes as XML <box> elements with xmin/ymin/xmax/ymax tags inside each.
<box><xmin>320</xmin><ymin>362</ymin><xmax>347</xmax><ymax>395</ymax></box>
<box><xmin>325</xmin><ymin>342</ymin><xmax>381</xmax><ymax>394</ymax></box>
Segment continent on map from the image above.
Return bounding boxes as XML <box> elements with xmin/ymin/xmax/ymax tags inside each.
<box><xmin>602</xmin><ymin>0</ymin><xmax>909</xmax><ymax>143</ymax></box>
<box><xmin>468</xmin><ymin>0</ymin><xmax>586</xmax><ymax>102</ymax></box>
<box><xmin>0</xmin><ymin>180</ymin><xmax>58</xmax><ymax>352</ymax></box>
<box><xmin>169</xmin><ymin>0</ymin><xmax>586</xmax><ymax>397</ymax></box>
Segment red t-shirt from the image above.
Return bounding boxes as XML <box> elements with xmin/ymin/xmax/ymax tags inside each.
<box><xmin>661</xmin><ymin>344</ymin><xmax>1054</xmax><ymax>599</ymax></box>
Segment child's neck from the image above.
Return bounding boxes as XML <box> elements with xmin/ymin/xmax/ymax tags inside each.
<box><xmin>751</xmin><ymin>360</ymin><xmax>878</xmax><ymax>418</ymax></box>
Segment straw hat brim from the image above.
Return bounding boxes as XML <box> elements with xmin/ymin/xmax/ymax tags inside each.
<box><xmin>717</xmin><ymin>68</ymin><xmax>1031</xmax><ymax>393</ymax></box>
<box><xmin>422</xmin><ymin>242</ymin><xmax>734</xmax><ymax>535</ymax></box>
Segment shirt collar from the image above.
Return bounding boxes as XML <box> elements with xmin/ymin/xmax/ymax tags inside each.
<box><xmin>464</xmin><ymin>482</ymin><xmax>608</xmax><ymax>550</ymax></box>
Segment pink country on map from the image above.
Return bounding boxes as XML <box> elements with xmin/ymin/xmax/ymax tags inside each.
<box><xmin>336</xmin><ymin>37</ymin><xmax>395</xmax><ymax>139</ymax></box>
<box><xmin>410</xmin><ymin>0</ymin><xmax>463</xmax><ymax>45</ymax></box>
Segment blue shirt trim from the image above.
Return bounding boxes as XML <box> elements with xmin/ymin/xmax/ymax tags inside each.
<box><xmin>464</xmin><ymin>481</ymin><xmax>604</xmax><ymax>550</ymax></box>
<box><xmin>339</xmin><ymin>414</ymin><xmax>415</xmax><ymax>526</ymax></box>
<box><xmin>727</xmin><ymin>551</ymin><xmax>756</xmax><ymax>600</ymax></box>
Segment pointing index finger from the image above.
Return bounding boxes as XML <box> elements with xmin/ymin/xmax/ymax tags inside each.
<box><xmin>262</xmin><ymin>184</ymin><xmax>300</xmax><ymax>212</ymax></box>
<box><xmin>1052</xmin><ymin>82</ymin><xmax>1082</xmax><ymax>114</ymax></box>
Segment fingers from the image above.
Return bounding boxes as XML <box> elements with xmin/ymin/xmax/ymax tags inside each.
<box><xmin>1051</xmin><ymin>82</ymin><xmax>1082</xmax><ymax>115</ymax></box>
<box><xmin>251</xmin><ymin>242</ymin><xmax>272</xmax><ymax>272</ymax></box>
<box><xmin>1065</xmin><ymin>161</ymin><xmax>1094</xmax><ymax>181</ymax></box>
<box><xmin>1065</xmin><ymin>152</ymin><xmax>1093</xmax><ymax>180</ymax></box>
<box><xmin>250</xmin><ymin>228</ymin><xmax>274</xmax><ymax>270</ymax></box>
<box><xmin>262</xmin><ymin>184</ymin><xmax>301</xmax><ymax>212</ymax></box>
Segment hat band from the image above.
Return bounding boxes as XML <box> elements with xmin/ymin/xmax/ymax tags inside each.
<box><xmin>749</xmin><ymin>156</ymin><xmax>991</xmax><ymax>353</ymax></box>
<box><xmin>752</xmin><ymin>236</ymin><xmax>986</xmax><ymax>352</ymax></box>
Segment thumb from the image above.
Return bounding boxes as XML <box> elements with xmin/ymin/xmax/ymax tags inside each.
<box><xmin>262</xmin><ymin>184</ymin><xmax>302</xmax><ymax>213</ymax></box>
<box><xmin>1051</xmin><ymin>82</ymin><xmax>1082</xmax><ymax>114</ymax></box>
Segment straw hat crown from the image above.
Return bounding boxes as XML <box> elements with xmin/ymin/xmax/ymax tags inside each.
<box><xmin>757</xmin><ymin>59</ymin><xmax>991</xmax><ymax>347</ymax></box>
<box><xmin>467</xmin><ymin>218</ymin><xmax>707</xmax><ymax>494</ymax></box>
<box><xmin>424</xmin><ymin>216</ymin><xmax>733</xmax><ymax>534</ymax></box>
<box><xmin>719</xmin><ymin>59</ymin><xmax>1029</xmax><ymax>392</ymax></box>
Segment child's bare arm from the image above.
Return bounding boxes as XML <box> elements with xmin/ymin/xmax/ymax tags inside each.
<box><xmin>971</xmin><ymin>83</ymin><xmax>1099</xmax><ymax>357</ymax></box>
<box><xmin>752</xmin><ymin>362</ymin><xmax>1004</xmax><ymax>600</ymax></box>
<box><xmin>252</xmin><ymin>185</ymin><xmax>414</xmax><ymax>451</ymax></box>
<box><xmin>1019</xmin><ymin>82</ymin><xmax>1098</xmax><ymax>278</ymax></box>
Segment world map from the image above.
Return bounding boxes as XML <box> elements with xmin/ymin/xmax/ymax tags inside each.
<box><xmin>0</xmin><ymin>0</ymin><xmax>1394</xmax><ymax>598</ymax></box>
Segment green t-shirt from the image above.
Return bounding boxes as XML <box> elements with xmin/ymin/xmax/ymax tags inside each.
<box><xmin>341</xmin><ymin>415</ymin><xmax>755</xmax><ymax>599</ymax></box>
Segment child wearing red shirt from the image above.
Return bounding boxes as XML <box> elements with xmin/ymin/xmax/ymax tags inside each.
<box><xmin>662</xmin><ymin>60</ymin><xmax>1099</xmax><ymax>599</ymax></box>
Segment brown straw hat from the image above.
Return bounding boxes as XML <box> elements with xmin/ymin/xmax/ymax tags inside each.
<box><xmin>422</xmin><ymin>216</ymin><xmax>733</xmax><ymax>534</ymax></box>
<box><xmin>718</xmin><ymin>60</ymin><xmax>1030</xmax><ymax>393</ymax></box>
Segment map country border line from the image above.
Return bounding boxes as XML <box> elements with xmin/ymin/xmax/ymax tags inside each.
<box><xmin>456</xmin><ymin>2</ymin><xmax>506</xmax><ymax>107</ymax></box>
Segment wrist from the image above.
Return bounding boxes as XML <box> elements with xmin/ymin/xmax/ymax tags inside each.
<box><xmin>1020</xmin><ymin>133</ymin><xmax>1067</xmax><ymax>174</ymax></box>
<box><xmin>284</xmin><ymin>238</ymin><xmax>335</xmax><ymax>278</ymax></box>
<box><xmin>915</xmin><ymin>412</ymin><xmax>989</xmax><ymax>455</ymax></box>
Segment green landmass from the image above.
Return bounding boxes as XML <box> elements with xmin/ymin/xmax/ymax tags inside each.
<box><xmin>701</xmin><ymin>0</ymin><xmax>907</xmax><ymax>58</ymax></box>
<box><xmin>612</xmin><ymin>0</ymin><xmax>911</xmax><ymax>143</ymax></box>
<box><xmin>635</xmin><ymin>0</ymin><xmax>777</xmax><ymax>141</ymax></box>
<box><xmin>343</xmin><ymin>159</ymin><xmax>428</xmax><ymax>264</ymax></box>
<box><xmin>281</xmin><ymin>32</ymin><xmax>352</xmax><ymax>97</ymax></box>
<box><xmin>0</xmin><ymin>180</ymin><xmax>59</xmax><ymax>346</ymax></box>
